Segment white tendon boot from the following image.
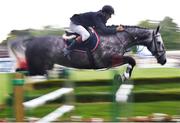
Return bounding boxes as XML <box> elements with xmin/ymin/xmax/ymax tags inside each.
<box><xmin>121</xmin><ymin>64</ymin><xmax>132</xmax><ymax>82</ymax></box>
<box><xmin>122</xmin><ymin>72</ymin><xmax>130</xmax><ymax>82</ymax></box>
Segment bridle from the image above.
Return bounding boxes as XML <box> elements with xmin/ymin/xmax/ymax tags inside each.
<box><xmin>119</xmin><ymin>27</ymin><xmax>165</xmax><ymax>60</ymax></box>
<box><xmin>151</xmin><ymin>31</ymin><xmax>166</xmax><ymax>59</ymax></box>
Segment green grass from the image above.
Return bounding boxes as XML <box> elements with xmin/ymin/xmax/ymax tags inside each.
<box><xmin>2</xmin><ymin>101</ymin><xmax>180</xmax><ymax>121</ymax></box>
<box><xmin>69</xmin><ymin>69</ymin><xmax>117</xmax><ymax>81</ymax></box>
<box><xmin>132</xmin><ymin>101</ymin><xmax>180</xmax><ymax>116</ymax></box>
<box><xmin>134</xmin><ymin>82</ymin><xmax>180</xmax><ymax>93</ymax></box>
<box><xmin>1</xmin><ymin>67</ymin><xmax>180</xmax><ymax>121</ymax></box>
<box><xmin>0</xmin><ymin>73</ymin><xmax>14</xmax><ymax>105</ymax></box>
<box><xmin>67</xmin><ymin>67</ymin><xmax>180</xmax><ymax>81</ymax></box>
<box><xmin>1</xmin><ymin>100</ymin><xmax>179</xmax><ymax>121</ymax></box>
<box><xmin>26</xmin><ymin>82</ymin><xmax>180</xmax><ymax>96</ymax></box>
<box><xmin>132</xmin><ymin>67</ymin><xmax>180</xmax><ymax>79</ymax></box>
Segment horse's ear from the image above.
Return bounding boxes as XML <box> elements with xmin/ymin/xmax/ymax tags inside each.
<box><xmin>155</xmin><ymin>25</ymin><xmax>160</xmax><ymax>34</ymax></box>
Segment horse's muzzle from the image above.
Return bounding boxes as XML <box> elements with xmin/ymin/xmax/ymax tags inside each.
<box><xmin>160</xmin><ymin>59</ymin><xmax>166</xmax><ymax>65</ymax></box>
<box><xmin>157</xmin><ymin>55</ymin><xmax>167</xmax><ymax>65</ymax></box>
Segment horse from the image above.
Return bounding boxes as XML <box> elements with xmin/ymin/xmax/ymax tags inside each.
<box><xmin>8</xmin><ymin>25</ymin><xmax>166</xmax><ymax>81</ymax></box>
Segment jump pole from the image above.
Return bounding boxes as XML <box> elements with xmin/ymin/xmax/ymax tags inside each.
<box><xmin>111</xmin><ymin>69</ymin><xmax>122</xmax><ymax>122</ymax></box>
<box><xmin>12</xmin><ymin>72</ymin><xmax>25</xmax><ymax>122</ymax></box>
<box><xmin>12</xmin><ymin>68</ymin><xmax>75</xmax><ymax>122</ymax></box>
<box><xmin>111</xmin><ymin>69</ymin><xmax>134</xmax><ymax>121</ymax></box>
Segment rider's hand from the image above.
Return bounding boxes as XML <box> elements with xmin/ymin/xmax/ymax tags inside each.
<box><xmin>76</xmin><ymin>36</ymin><xmax>82</xmax><ymax>43</ymax></box>
<box><xmin>116</xmin><ymin>25</ymin><xmax>124</xmax><ymax>32</ymax></box>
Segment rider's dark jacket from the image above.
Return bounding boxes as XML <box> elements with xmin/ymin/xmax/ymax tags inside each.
<box><xmin>70</xmin><ymin>10</ymin><xmax>117</xmax><ymax>35</ymax></box>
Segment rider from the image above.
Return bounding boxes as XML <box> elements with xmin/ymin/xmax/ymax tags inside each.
<box><xmin>63</xmin><ymin>5</ymin><xmax>124</xmax><ymax>58</ymax></box>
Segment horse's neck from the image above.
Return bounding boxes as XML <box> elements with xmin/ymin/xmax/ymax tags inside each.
<box><xmin>123</xmin><ymin>27</ymin><xmax>153</xmax><ymax>47</ymax></box>
<box><xmin>98</xmin><ymin>26</ymin><xmax>153</xmax><ymax>55</ymax></box>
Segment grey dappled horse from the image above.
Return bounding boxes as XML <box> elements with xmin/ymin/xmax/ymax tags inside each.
<box><xmin>9</xmin><ymin>25</ymin><xmax>166</xmax><ymax>80</ymax></box>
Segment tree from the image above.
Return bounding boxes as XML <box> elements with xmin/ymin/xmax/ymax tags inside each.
<box><xmin>138</xmin><ymin>17</ymin><xmax>180</xmax><ymax>50</ymax></box>
<box><xmin>160</xmin><ymin>16</ymin><xmax>180</xmax><ymax>50</ymax></box>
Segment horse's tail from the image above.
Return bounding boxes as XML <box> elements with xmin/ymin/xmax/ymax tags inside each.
<box><xmin>8</xmin><ymin>37</ymin><xmax>32</xmax><ymax>71</ymax></box>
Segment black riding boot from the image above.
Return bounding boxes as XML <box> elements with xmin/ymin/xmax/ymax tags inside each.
<box><xmin>63</xmin><ymin>40</ymin><xmax>77</xmax><ymax>60</ymax></box>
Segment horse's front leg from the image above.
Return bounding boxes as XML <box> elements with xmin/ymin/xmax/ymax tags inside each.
<box><xmin>122</xmin><ymin>56</ymin><xmax>136</xmax><ymax>81</ymax></box>
<box><xmin>112</xmin><ymin>55</ymin><xmax>136</xmax><ymax>81</ymax></box>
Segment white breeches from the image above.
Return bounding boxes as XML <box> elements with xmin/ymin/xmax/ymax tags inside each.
<box><xmin>70</xmin><ymin>22</ymin><xmax>90</xmax><ymax>41</ymax></box>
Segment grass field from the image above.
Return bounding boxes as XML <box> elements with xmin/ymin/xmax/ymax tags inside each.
<box><xmin>66</xmin><ymin>67</ymin><xmax>180</xmax><ymax>81</ymax></box>
<box><xmin>1</xmin><ymin>101</ymin><xmax>180</xmax><ymax>121</ymax></box>
<box><xmin>0</xmin><ymin>67</ymin><xmax>180</xmax><ymax>121</ymax></box>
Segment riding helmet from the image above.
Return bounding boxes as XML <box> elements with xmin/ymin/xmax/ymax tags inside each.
<box><xmin>102</xmin><ymin>5</ymin><xmax>114</xmax><ymax>15</ymax></box>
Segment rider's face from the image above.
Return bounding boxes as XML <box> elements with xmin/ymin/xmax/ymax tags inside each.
<box><xmin>106</xmin><ymin>14</ymin><xmax>111</xmax><ymax>20</ymax></box>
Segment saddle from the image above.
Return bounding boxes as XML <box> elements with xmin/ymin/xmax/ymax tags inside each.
<box><xmin>62</xmin><ymin>27</ymin><xmax>100</xmax><ymax>52</ymax></box>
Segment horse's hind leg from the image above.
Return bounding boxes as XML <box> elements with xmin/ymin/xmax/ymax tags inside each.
<box><xmin>27</xmin><ymin>57</ymin><xmax>46</xmax><ymax>75</ymax></box>
<box><xmin>27</xmin><ymin>57</ymin><xmax>54</xmax><ymax>76</ymax></box>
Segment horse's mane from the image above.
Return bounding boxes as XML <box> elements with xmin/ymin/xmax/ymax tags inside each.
<box><xmin>121</xmin><ymin>25</ymin><xmax>150</xmax><ymax>30</ymax></box>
